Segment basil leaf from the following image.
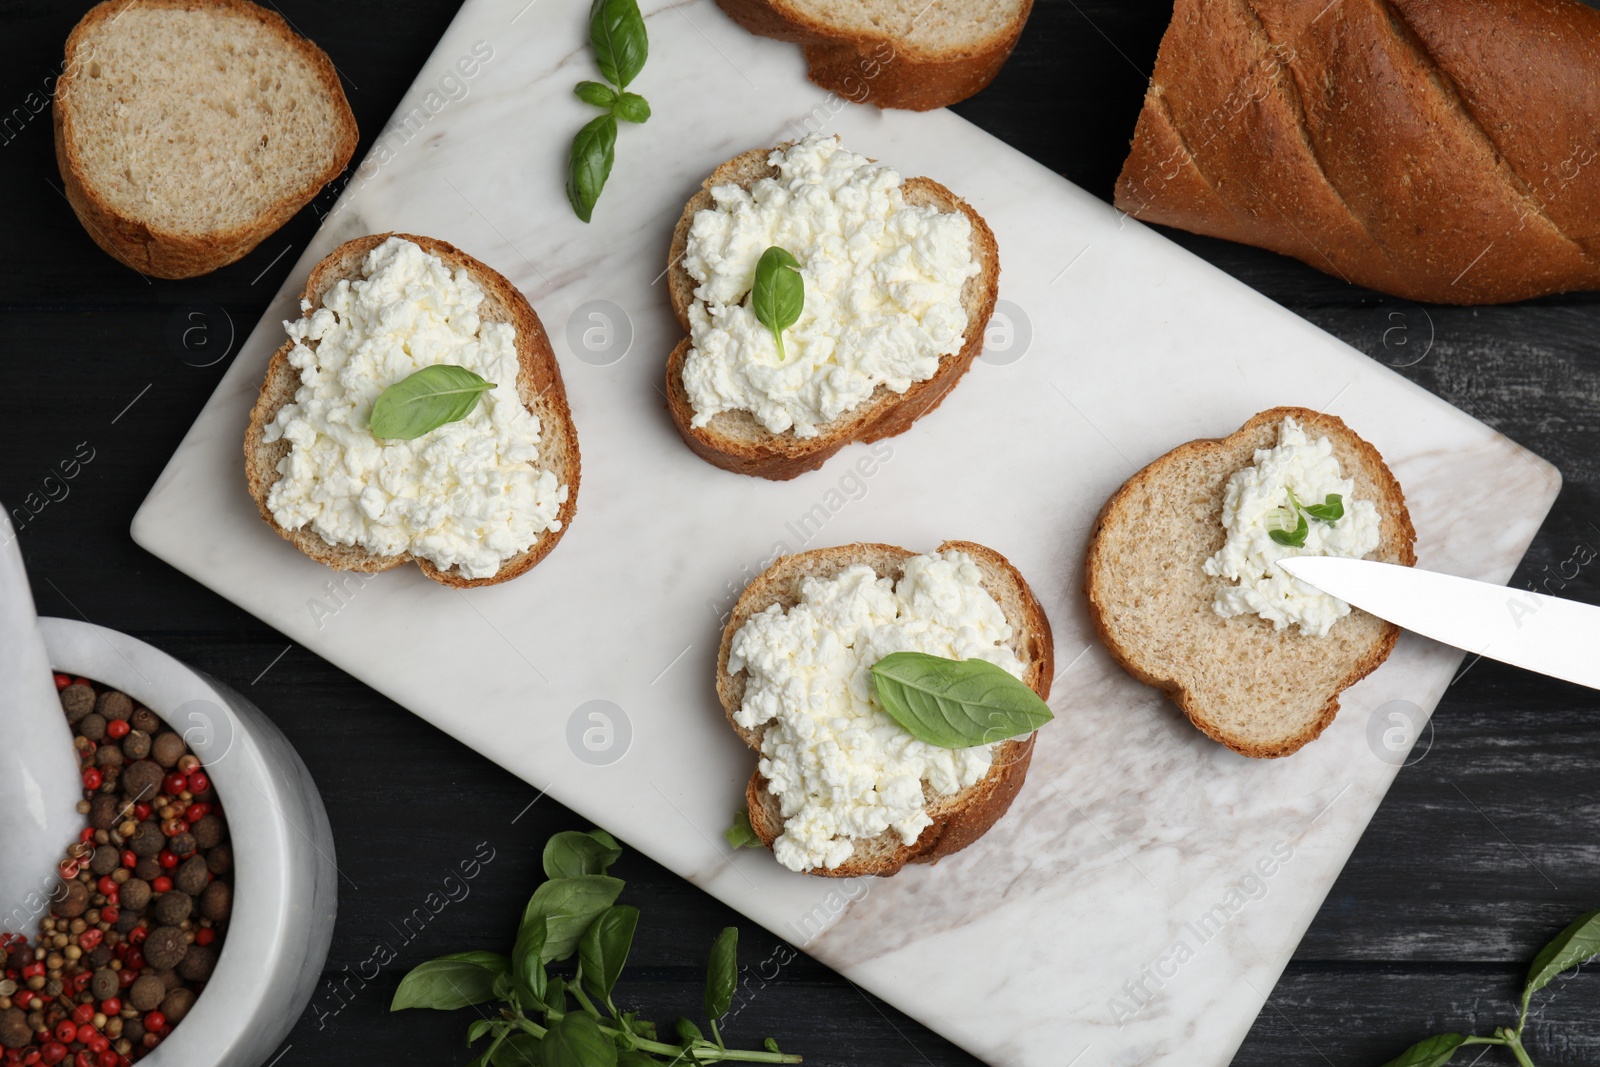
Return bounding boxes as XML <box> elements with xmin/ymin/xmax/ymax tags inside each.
<box><xmin>587</xmin><ymin>828</ymin><xmax>620</xmax><ymax>851</ymax></box>
<box><xmin>541</xmin><ymin>1011</ymin><xmax>617</xmax><ymax>1067</ymax></box>
<box><xmin>751</xmin><ymin>246</ymin><xmax>804</xmax><ymax>362</ymax></box>
<box><xmin>578</xmin><ymin>904</ymin><xmax>639</xmax><ymax>1001</ymax></box>
<box><xmin>674</xmin><ymin>1018</ymin><xmax>702</xmax><ymax>1043</ymax></box>
<box><xmin>1524</xmin><ymin>910</ymin><xmax>1600</xmax><ymax>1009</ymax></box>
<box><xmin>544</xmin><ymin>831</ymin><xmax>624</xmax><ymax>880</ymax></box>
<box><xmin>523</xmin><ymin>875</ymin><xmax>625</xmax><ymax>962</ymax></box>
<box><xmin>704</xmin><ymin>926</ymin><xmax>738</xmax><ymax>1021</ymax></box>
<box><xmin>617</xmin><ymin>1053</ymin><xmax>657</xmax><ymax>1067</ymax></box>
<box><xmin>1378</xmin><ymin>1033</ymin><xmax>1469</xmax><ymax>1067</ymax></box>
<box><xmin>589</xmin><ymin>0</ymin><xmax>648</xmax><ymax>90</ymax></box>
<box><xmin>574</xmin><ymin>80</ymin><xmax>616</xmax><ymax>108</ymax></box>
<box><xmin>566</xmin><ymin>114</ymin><xmax>617</xmax><ymax>224</ymax></box>
<box><xmin>612</xmin><ymin>92</ymin><xmax>650</xmax><ymax>124</ymax></box>
<box><xmin>870</xmin><ymin>652</ymin><xmax>1052</xmax><ymax>749</ymax></box>
<box><xmin>764</xmin><ymin>1038</ymin><xmax>781</xmax><ymax>1054</ymax></box>
<box><xmin>513</xmin><ymin>914</ymin><xmax>549</xmax><ymax>1007</ymax></box>
<box><xmin>390</xmin><ymin>952</ymin><xmax>509</xmax><ymax>1010</ymax></box>
<box><xmin>491</xmin><ymin>1033</ymin><xmax>544</xmax><ymax>1067</ymax></box>
<box><xmin>723</xmin><ymin>809</ymin><xmax>763</xmax><ymax>850</ymax></box>
<box><xmin>1303</xmin><ymin>493</ymin><xmax>1344</xmax><ymax>523</ymax></box>
<box><xmin>467</xmin><ymin>1019</ymin><xmax>496</xmax><ymax>1046</ymax></box>
<box><xmin>544</xmin><ymin>976</ymin><xmax>568</xmax><ymax>1017</ymax></box>
<box><xmin>1268</xmin><ymin>513</ymin><xmax>1308</xmax><ymax>548</ymax></box>
<box><xmin>369</xmin><ymin>365</ymin><xmax>496</xmax><ymax>441</ymax></box>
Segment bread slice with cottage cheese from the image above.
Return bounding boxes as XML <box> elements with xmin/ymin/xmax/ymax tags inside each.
<box><xmin>1084</xmin><ymin>407</ymin><xmax>1416</xmax><ymax>759</ymax></box>
<box><xmin>713</xmin><ymin>0</ymin><xmax>1034</xmax><ymax>111</ymax></box>
<box><xmin>718</xmin><ymin>540</ymin><xmax>1054</xmax><ymax>877</ymax></box>
<box><xmin>244</xmin><ymin>233</ymin><xmax>580</xmax><ymax>588</ymax></box>
<box><xmin>665</xmin><ymin>141</ymin><xmax>999</xmax><ymax>481</ymax></box>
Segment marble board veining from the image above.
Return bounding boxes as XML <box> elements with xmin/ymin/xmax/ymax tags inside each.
<box><xmin>129</xmin><ymin>1</ymin><xmax>1562</xmax><ymax>1063</ymax></box>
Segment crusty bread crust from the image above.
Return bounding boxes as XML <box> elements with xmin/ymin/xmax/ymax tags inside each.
<box><xmin>1113</xmin><ymin>0</ymin><xmax>1600</xmax><ymax>304</ymax></box>
<box><xmin>53</xmin><ymin>0</ymin><xmax>358</xmax><ymax>279</ymax></box>
<box><xmin>666</xmin><ymin>144</ymin><xmax>999</xmax><ymax>481</ymax></box>
<box><xmin>1084</xmin><ymin>407</ymin><xmax>1417</xmax><ymax>759</ymax></box>
<box><xmin>243</xmin><ymin>233</ymin><xmax>581</xmax><ymax>588</ymax></box>
<box><xmin>717</xmin><ymin>541</ymin><xmax>1055</xmax><ymax>877</ymax></box>
<box><xmin>714</xmin><ymin>0</ymin><xmax>1033</xmax><ymax>110</ymax></box>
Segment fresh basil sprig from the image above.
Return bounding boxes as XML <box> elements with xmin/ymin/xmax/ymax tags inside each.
<box><xmin>870</xmin><ymin>652</ymin><xmax>1052</xmax><ymax>749</ymax></box>
<box><xmin>1266</xmin><ymin>488</ymin><xmax>1344</xmax><ymax>548</ymax></box>
<box><xmin>1379</xmin><ymin>910</ymin><xmax>1600</xmax><ymax>1067</ymax></box>
<box><xmin>391</xmin><ymin>828</ymin><xmax>800</xmax><ymax>1066</ymax></box>
<box><xmin>368</xmin><ymin>365</ymin><xmax>496</xmax><ymax>441</ymax></box>
<box><xmin>567</xmin><ymin>0</ymin><xmax>651</xmax><ymax>222</ymax></box>
<box><xmin>751</xmin><ymin>246</ymin><xmax>804</xmax><ymax>362</ymax></box>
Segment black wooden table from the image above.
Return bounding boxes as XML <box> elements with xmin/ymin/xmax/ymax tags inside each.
<box><xmin>3</xmin><ymin>1</ymin><xmax>1598</xmax><ymax>1064</ymax></box>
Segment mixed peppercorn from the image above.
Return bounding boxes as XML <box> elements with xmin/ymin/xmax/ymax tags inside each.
<box><xmin>0</xmin><ymin>677</ymin><xmax>232</xmax><ymax>1066</ymax></box>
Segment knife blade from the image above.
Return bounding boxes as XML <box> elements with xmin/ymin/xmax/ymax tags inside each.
<box><xmin>1275</xmin><ymin>556</ymin><xmax>1600</xmax><ymax>691</ymax></box>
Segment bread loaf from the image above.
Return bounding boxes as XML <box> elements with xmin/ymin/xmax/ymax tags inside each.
<box><xmin>1115</xmin><ymin>0</ymin><xmax>1600</xmax><ymax>305</ymax></box>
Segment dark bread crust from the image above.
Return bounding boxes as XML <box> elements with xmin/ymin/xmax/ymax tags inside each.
<box><xmin>243</xmin><ymin>233</ymin><xmax>580</xmax><ymax>588</ymax></box>
<box><xmin>713</xmin><ymin>0</ymin><xmax>1034</xmax><ymax>111</ymax></box>
<box><xmin>53</xmin><ymin>0</ymin><xmax>358</xmax><ymax>279</ymax></box>
<box><xmin>717</xmin><ymin>540</ymin><xmax>1054</xmax><ymax>877</ymax></box>
<box><xmin>1084</xmin><ymin>407</ymin><xmax>1417</xmax><ymax>759</ymax></box>
<box><xmin>1113</xmin><ymin>0</ymin><xmax>1600</xmax><ymax>305</ymax></box>
<box><xmin>665</xmin><ymin>144</ymin><xmax>999</xmax><ymax>481</ymax></box>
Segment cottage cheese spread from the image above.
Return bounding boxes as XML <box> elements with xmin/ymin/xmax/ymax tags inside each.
<box><xmin>681</xmin><ymin>135</ymin><xmax>980</xmax><ymax>438</ymax></box>
<box><xmin>263</xmin><ymin>236</ymin><xmax>567</xmax><ymax>580</ymax></box>
<box><xmin>1203</xmin><ymin>418</ymin><xmax>1381</xmax><ymax>636</ymax></box>
<box><xmin>728</xmin><ymin>551</ymin><xmax>1025</xmax><ymax>872</ymax></box>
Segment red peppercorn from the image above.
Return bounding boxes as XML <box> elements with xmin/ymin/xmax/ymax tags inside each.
<box><xmin>39</xmin><ymin>1044</ymin><xmax>65</xmax><ymax>1067</ymax></box>
<box><xmin>157</xmin><ymin>851</ymin><xmax>178</xmax><ymax>870</ymax></box>
<box><xmin>143</xmin><ymin>1012</ymin><xmax>165</xmax><ymax>1033</ymax></box>
<box><xmin>159</xmin><ymin>818</ymin><xmax>184</xmax><ymax>838</ymax></box>
<box><xmin>127</xmin><ymin>926</ymin><xmax>147</xmax><ymax>946</ymax></box>
<box><xmin>133</xmin><ymin>804</ymin><xmax>151</xmax><ymax>821</ymax></box>
<box><xmin>53</xmin><ymin>1020</ymin><xmax>76</xmax><ymax>1044</ymax></box>
<box><xmin>105</xmin><ymin>720</ymin><xmax>129</xmax><ymax>740</ymax></box>
<box><xmin>53</xmin><ymin>673</ymin><xmax>71</xmax><ymax>691</ymax></box>
<box><xmin>100</xmin><ymin>905</ymin><xmax>118</xmax><ymax>924</ymax></box>
<box><xmin>21</xmin><ymin>962</ymin><xmax>44</xmax><ymax>979</ymax></box>
<box><xmin>84</xmin><ymin>1036</ymin><xmax>107</xmax><ymax>1056</ymax></box>
<box><xmin>94</xmin><ymin>1053</ymin><xmax>117</xmax><ymax>1067</ymax></box>
<box><xmin>58</xmin><ymin>860</ymin><xmax>80</xmax><ymax>880</ymax></box>
<box><xmin>183</xmin><ymin>803</ymin><xmax>208</xmax><ymax>824</ymax></box>
<box><xmin>72</xmin><ymin>677</ymin><xmax>90</xmax><ymax>688</ymax></box>
<box><xmin>77</xmin><ymin>929</ymin><xmax>102</xmax><ymax>951</ymax></box>
<box><xmin>117</xmin><ymin>968</ymin><xmax>136</xmax><ymax>989</ymax></box>
<box><xmin>73</xmin><ymin>1051</ymin><xmax>93</xmax><ymax>1067</ymax></box>
<box><xmin>78</xmin><ymin>828</ymin><xmax>95</xmax><ymax>844</ymax></box>
<box><xmin>185</xmin><ymin>771</ymin><xmax>209</xmax><ymax>794</ymax></box>
<box><xmin>120</xmin><ymin>850</ymin><xmax>136</xmax><ymax>869</ymax></box>
<box><xmin>100</xmin><ymin>998</ymin><xmax>120</xmax><ymax>1016</ymax></box>
<box><xmin>70</xmin><ymin>972</ymin><xmax>91</xmax><ymax>995</ymax></box>
<box><xmin>81</xmin><ymin>768</ymin><xmax>102</xmax><ymax>791</ymax></box>
<box><xmin>194</xmin><ymin>928</ymin><xmax>215</xmax><ymax>946</ymax></box>
<box><xmin>124</xmin><ymin>947</ymin><xmax>144</xmax><ymax>972</ymax></box>
<box><xmin>152</xmin><ymin>875</ymin><xmax>172</xmax><ymax>893</ymax></box>
<box><xmin>161</xmin><ymin>774</ymin><xmax>186</xmax><ymax>798</ymax></box>
<box><xmin>75</xmin><ymin>1022</ymin><xmax>96</xmax><ymax>1043</ymax></box>
<box><xmin>97</xmin><ymin>875</ymin><xmax>116</xmax><ymax>897</ymax></box>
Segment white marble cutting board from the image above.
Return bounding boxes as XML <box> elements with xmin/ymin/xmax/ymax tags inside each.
<box><xmin>130</xmin><ymin>1</ymin><xmax>1562</xmax><ymax>1064</ymax></box>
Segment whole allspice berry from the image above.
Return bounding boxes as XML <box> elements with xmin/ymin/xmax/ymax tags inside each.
<box><xmin>205</xmin><ymin>844</ymin><xmax>232</xmax><ymax>877</ymax></box>
<box><xmin>78</xmin><ymin>713</ymin><xmax>107</xmax><ymax>743</ymax></box>
<box><xmin>89</xmin><ymin>847</ymin><xmax>119</xmax><ymax>878</ymax></box>
<box><xmin>127</xmin><ymin>975</ymin><xmax>165</xmax><ymax>1013</ymax></box>
<box><xmin>94</xmin><ymin>745</ymin><xmax>124</xmax><ymax>769</ymax></box>
<box><xmin>176</xmin><ymin>946</ymin><xmax>216</xmax><ymax>983</ymax></box>
<box><xmin>141</xmin><ymin>927</ymin><xmax>188</xmax><ymax>971</ymax></box>
<box><xmin>60</xmin><ymin>685</ymin><xmax>96</xmax><ymax>723</ymax></box>
<box><xmin>130</xmin><ymin>707</ymin><xmax>160</xmax><ymax>733</ymax></box>
<box><xmin>150</xmin><ymin>733</ymin><xmax>185</xmax><ymax>770</ymax></box>
<box><xmin>199</xmin><ymin>880</ymin><xmax>231</xmax><ymax>922</ymax></box>
<box><xmin>90</xmin><ymin>968</ymin><xmax>118</xmax><ymax>1001</ymax></box>
<box><xmin>134</xmin><ymin>856</ymin><xmax>161</xmax><ymax>882</ymax></box>
<box><xmin>88</xmin><ymin>795</ymin><xmax>121</xmax><ymax>831</ymax></box>
<box><xmin>0</xmin><ymin>1007</ymin><xmax>31</xmax><ymax>1049</ymax></box>
<box><xmin>152</xmin><ymin>891</ymin><xmax>192</xmax><ymax>928</ymax></box>
<box><xmin>122</xmin><ymin>1018</ymin><xmax>144</xmax><ymax>1044</ymax></box>
<box><xmin>168</xmin><ymin>833</ymin><xmax>197</xmax><ymax>859</ymax></box>
<box><xmin>128</xmin><ymin>822</ymin><xmax>164</xmax><ymax>859</ymax></box>
<box><xmin>121</xmin><ymin>729</ymin><xmax>151</xmax><ymax>762</ymax></box>
<box><xmin>87</xmin><ymin>946</ymin><xmax>112</xmax><ymax>969</ymax></box>
<box><xmin>114</xmin><ymin>910</ymin><xmax>140</xmax><ymax>934</ymax></box>
<box><xmin>120</xmin><ymin>761</ymin><xmax>163</xmax><ymax>804</ymax></box>
<box><xmin>173</xmin><ymin>857</ymin><xmax>208</xmax><ymax>897</ymax></box>
<box><xmin>96</xmin><ymin>691</ymin><xmax>133</xmax><ymax>721</ymax></box>
<box><xmin>156</xmin><ymin>968</ymin><xmax>182</xmax><ymax>992</ymax></box>
<box><xmin>190</xmin><ymin>815</ymin><xmax>224</xmax><ymax>851</ymax></box>
<box><xmin>119</xmin><ymin>879</ymin><xmax>152</xmax><ymax>912</ymax></box>
<box><xmin>51</xmin><ymin>881</ymin><xmax>89</xmax><ymax>919</ymax></box>
<box><xmin>159</xmin><ymin>987</ymin><xmax>197</xmax><ymax>1025</ymax></box>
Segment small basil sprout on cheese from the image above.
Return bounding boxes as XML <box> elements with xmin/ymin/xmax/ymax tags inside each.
<box><xmin>751</xmin><ymin>245</ymin><xmax>804</xmax><ymax>361</ymax></box>
<box><xmin>1267</xmin><ymin>487</ymin><xmax>1345</xmax><ymax>548</ymax></box>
